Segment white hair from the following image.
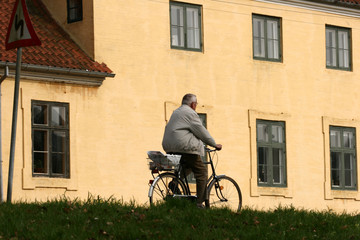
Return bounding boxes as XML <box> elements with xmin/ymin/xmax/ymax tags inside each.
<box><xmin>181</xmin><ymin>93</ymin><xmax>197</xmax><ymax>105</ymax></box>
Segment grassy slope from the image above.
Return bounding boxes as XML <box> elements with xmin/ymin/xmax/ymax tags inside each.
<box><xmin>0</xmin><ymin>197</ymin><xmax>359</xmax><ymax>240</ymax></box>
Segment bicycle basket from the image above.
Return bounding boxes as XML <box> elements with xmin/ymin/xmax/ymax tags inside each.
<box><xmin>147</xmin><ymin>151</ymin><xmax>181</xmax><ymax>170</ymax></box>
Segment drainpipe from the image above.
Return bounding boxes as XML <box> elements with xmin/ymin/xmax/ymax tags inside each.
<box><xmin>0</xmin><ymin>65</ymin><xmax>9</xmax><ymax>203</ymax></box>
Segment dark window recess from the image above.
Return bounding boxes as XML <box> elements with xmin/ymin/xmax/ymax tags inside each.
<box><xmin>67</xmin><ymin>0</ymin><xmax>83</xmax><ymax>23</ymax></box>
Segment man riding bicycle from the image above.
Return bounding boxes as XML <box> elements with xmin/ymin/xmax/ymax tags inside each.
<box><xmin>162</xmin><ymin>93</ymin><xmax>222</xmax><ymax>208</ymax></box>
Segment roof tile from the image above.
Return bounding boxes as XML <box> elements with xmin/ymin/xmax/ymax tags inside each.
<box><xmin>339</xmin><ymin>0</ymin><xmax>360</xmax><ymax>4</ymax></box>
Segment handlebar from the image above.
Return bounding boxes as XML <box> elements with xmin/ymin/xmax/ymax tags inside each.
<box><xmin>205</xmin><ymin>147</ymin><xmax>217</xmax><ymax>152</ymax></box>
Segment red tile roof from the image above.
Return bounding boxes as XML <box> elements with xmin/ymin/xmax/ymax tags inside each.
<box><xmin>0</xmin><ymin>0</ymin><xmax>113</xmax><ymax>74</ymax></box>
<box><xmin>339</xmin><ymin>0</ymin><xmax>360</xmax><ymax>4</ymax></box>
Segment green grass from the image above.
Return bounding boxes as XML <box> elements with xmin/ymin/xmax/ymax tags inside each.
<box><xmin>0</xmin><ymin>196</ymin><xmax>359</xmax><ymax>240</ymax></box>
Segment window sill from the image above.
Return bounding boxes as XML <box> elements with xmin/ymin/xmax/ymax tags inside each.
<box><xmin>324</xmin><ymin>182</ymin><xmax>360</xmax><ymax>200</ymax></box>
<box><xmin>252</xmin><ymin>185</ymin><xmax>293</xmax><ymax>198</ymax></box>
<box><xmin>170</xmin><ymin>47</ymin><xmax>203</xmax><ymax>53</ymax></box>
<box><xmin>326</xmin><ymin>66</ymin><xmax>352</xmax><ymax>72</ymax></box>
<box><xmin>253</xmin><ymin>57</ymin><xmax>282</xmax><ymax>63</ymax></box>
<box><xmin>22</xmin><ymin>168</ymin><xmax>77</xmax><ymax>191</ymax></box>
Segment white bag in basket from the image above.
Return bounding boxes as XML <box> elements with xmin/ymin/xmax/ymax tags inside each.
<box><xmin>147</xmin><ymin>151</ymin><xmax>181</xmax><ymax>167</ymax></box>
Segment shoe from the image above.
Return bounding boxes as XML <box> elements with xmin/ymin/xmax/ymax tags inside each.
<box><xmin>168</xmin><ymin>181</ymin><xmax>181</xmax><ymax>194</ymax></box>
<box><xmin>197</xmin><ymin>203</ymin><xmax>205</xmax><ymax>209</ymax></box>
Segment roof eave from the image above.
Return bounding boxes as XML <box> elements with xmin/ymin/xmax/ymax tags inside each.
<box><xmin>0</xmin><ymin>61</ymin><xmax>115</xmax><ymax>86</ymax></box>
<box><xmin>305</xmin><ymin>0</ymin><xmax>360</xmax><ymax>9</ymax></box>
<box><xmin>255</xmin><ymin>0</ymin><xmax>360</xmax><ymax>17</ymax></box>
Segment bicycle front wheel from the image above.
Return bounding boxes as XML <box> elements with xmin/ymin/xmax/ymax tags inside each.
<box><xmin>207</xmin><ymin>176</ymin><xmax>242</xmax><ymax>211</ymax></box>
<box><xmin>149</xmin><ymin>172</ymin><xmax>187</xmax><ymax>205</ymax></box>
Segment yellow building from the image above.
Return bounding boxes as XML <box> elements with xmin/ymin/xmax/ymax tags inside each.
<box><xmin>1</xmin><ymin>0</ymin><xmax>360</xmax><ymax>212</ymax></box>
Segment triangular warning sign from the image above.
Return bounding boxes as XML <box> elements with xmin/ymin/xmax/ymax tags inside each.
<box><xmin>5</xmin><ymin>0</ymin><xmax>41</xmax><ymax>51</ymax></box>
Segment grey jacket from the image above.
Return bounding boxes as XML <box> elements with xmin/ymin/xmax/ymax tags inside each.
<box><xmin>162</xmin><ymin>104</ymin><xmax>217</xmax><ymax>156</ymax></box>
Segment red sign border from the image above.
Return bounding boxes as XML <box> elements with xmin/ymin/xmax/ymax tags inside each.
<box><xmin>5</xmin><ymin>0</ymin><xmax>41</xmax><ymax>51</ymax></box>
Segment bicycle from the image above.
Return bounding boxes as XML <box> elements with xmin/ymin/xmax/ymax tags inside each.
<box><xmin>147</xmin><ymin>147</ymin><xmax>242</xmax><ymax>211</ymax></box>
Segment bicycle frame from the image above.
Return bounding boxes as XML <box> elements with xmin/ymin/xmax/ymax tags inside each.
<box><xmin>176</xmin><ymin>148</ymin><xmax>221</xmax><ymax>195</ymax></box>
<box><xmin>149</xmin><ymin>147</ymin><xmax>241</xmax><ymax>210</ymax></box>
<box><xmin>204</xmin><ymin>148</ymin><xmax>229</xmax><ymax>203</ymax></box>
<box><xmin>176</xmin><ymin>147</ymin><xmax>228</xmax><ymax>202</ymax></box>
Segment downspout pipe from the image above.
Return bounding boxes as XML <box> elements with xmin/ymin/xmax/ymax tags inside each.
<box><xmin>0</xmin><ymin>65</ymin><xmax>9</xmax><ymax>203</ymax></box>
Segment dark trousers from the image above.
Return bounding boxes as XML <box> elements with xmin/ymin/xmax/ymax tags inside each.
<box><xmin>172</xmin><ymin>153</ymin><xmax>208</xmax><ymax>204</ymax></box>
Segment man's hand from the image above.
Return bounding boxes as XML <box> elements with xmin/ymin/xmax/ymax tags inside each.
<box><xmin>215</xmin><ymin>144</ymin><xmax>222</xmax><ymax>150</ymax></box>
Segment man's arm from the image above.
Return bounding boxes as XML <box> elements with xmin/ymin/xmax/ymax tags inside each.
<box><xmin>188</xmin><ymin>112</ymin><xmax>218</xmax><ymax>148</ymax></box>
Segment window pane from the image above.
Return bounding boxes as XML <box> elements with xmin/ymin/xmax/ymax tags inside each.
<box><xmin>272</xmin><ymin>125</ymin><xmax>283</xmax><ymax>143</ymax></box>
<box><xmin>253</xmin><ymin>18</ymin><xmax>265</xmax><ymax>58</ymax></box>
<box><xmin>172</xmin><ymin>26</ymin><xmax>184</xmax><ymax>47</ymax></box>
<box><xmin>69</xmin><ymin>9</ymin><xmax>80</xmax><ymax>20</ymax></box>
<box><xmin>267</xmin><ymin>20</ymin><xmax>279</xmax><ymax>59</ymax></box>
<box><xmin>331</xmin><ymin>152</ymin><xmax>341</xmax><ymax>169</ymax></box>
<box><xmin>171</xmin><ymin>6</ymin><xmax>184</xmax><ymax>47</ymax></box>
<box><xmin>33</xmin><ymin>130</ymin><xmax>48</xmax><ymax>174</ymax></box>
<box><xmin>186</xmin><ymin>8</ymin><xmax>200</xmax><ymax>49</ymax></box>
<box><xmin>34</xmin><ymin>130</ymin><xmax>48</xmax><ymax>151</ymax></box>
<box><xmin>171</xmin><ymin>6</ymin><xmax>183</xmax><ymax>26</ymax></box>
<box><xmin>257</xmin><ymin>123</ymin><xmax>269</xmax><ymax>142</ymax></box>
<box><xmin>69</xmin><ymin>0</ymin><xmax>81</xmax><ymax>8</ymax></box>
<box><xmin>268</xmin><ymin>39</ymin><xmax>279</xmax><ymax>59</ymax></box>
<box><xmin>52</xmin><ymin>131</ymin><xmax>65</xmax><ymax>152</ymax></box>
<box><xmin>339</xmin><ymin>49</ymin><xmax>344</xmax><ymax>67</ymax></box>
<box><xmin>33</xmin><ymin>105</ymin><xmax>48</xmax><ymax>125</ymax></box>
<box><xmin>330</xmin><ymin>130</ymin><xmax>341</xmax><ymax>148</ymax></box>
<box><xmin>253</xmin><ymin>18</ymin><xmax>264</xmax><ymax>38</ymax></box>
<box><xmin>338</xmin><ymin>31</ymin><xmax>348</xmax><ymax>49</ymax></box>
<box><xmin>267</xmin><ymin>20</ymin><xmax>278</xmax><ymax>39</ymax></box>
<box><xmin>338</xmin><ymin>31</ymin><xmax>349</xmax><ymax>68</ymax></box>
<box><xmin>343</xmin><ymin>131</ymin><xmax>354</xmax><ymax>148</ymax></box>
<box><xmin>51</xmin><ymin>106</ymin><xmax>66</xmax><ymax>127</ymax></box>
<box><xmin>326</xmin><ymin>29</ymin><xmax>336</xmax><ymax>48</ymax></box>
<box><xmin>326</xmin><ymin>29</ymin><xmax>337</xmax><ymax>67</ymax></box>
<box><xmin>33</xmin><ymin>152</ymin><xmax>48</xmax><ymax>174</ymax></box>
<box><xmin>254</xmin><ymin>38</ymin><xmax>265</xmax><ymax>58</ymax></box>
<box><xmin>273</xmin><ymin>148</ymin><xmax>284</xmax><ymax>184</ymax></box>
<box><xmin>68</xmin><ymin>0</ymin><xmax>82</xmax><ymax>22</ymax></box>
<box><xmin>339</xmin><ymin>49</ymin><xmax>349</xmax><ymax>68</ymax></box>
<box><xmin>344</xmin><ymin>153</ymin><xmax>353</xmax><ymax>169</ymax></box>
<box><xmin>344</xmin><ymin>153</ymin><xmax>355</xmax><ymax>187</ymax></box>
<box><xmin>258</xmin><ymin>147</ymin><xmax>268</xmax><ymax>183</ymax></box>
<box><xmin>331</xmin><ymin>152</ymin><xmax>341</xmax><ymax>187</ymax></box>
<box><xmin>331</xmin><ymin>169</ymin><xmax>340</xmax><ymax>187</ymax></box>
<box><xmin>52</xmin><ymin>153</ymin><xmax>65</xmax><ymax>174</ymax></box>
<box><xmin>52</xmin><ymin>131</ymin><xmax>66</xmax><ymax>174</ymax></box>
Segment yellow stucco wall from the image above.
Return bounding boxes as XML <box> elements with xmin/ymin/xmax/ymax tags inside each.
<box><xmin>2</xmin><ymin>0</ymin><xmax>360</xmax><ymax>213</ymax></box>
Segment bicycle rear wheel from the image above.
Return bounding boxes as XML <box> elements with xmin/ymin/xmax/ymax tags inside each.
<box><xmin>149</xmin><ymin>172</ymin><xmax>187</xmax><ymax>205</ymax></box>
<box><xmin>207</xmin><ymin>175</ymin><xmax>242</xmax><ymax>211</ymax></box>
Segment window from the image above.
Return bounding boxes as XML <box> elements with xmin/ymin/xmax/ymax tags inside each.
<box><xmin>257</xmin><ymin>120</ymin><xmax>286</xmax><ymax>187</ymax></box>
<box><xmin>32</xmin><ymin>101</ymin><xmax>70</xmax><ymax>178</ymax></box>
<box><xmin>67</xmin><ymin>0</ymin><xmax>83</xmax><ymax>23</ymax></box>
<box><xmin>170</xmin><ymin>2</ymin><xmax>202</xmax><ymax>51</ymax></box>
<box><xmin>326</xmin><ymin>25</ymin><xmax>351</xmax><ymax>70</ymax></box>
<box><xmin>252</xmin><ymin>14</ymin><xmax>282</xmax><ymax>61</ymax></box>
<box><xmin>330</xmin><ymin>126</ymin><xmax>357</xmax><ymax>190</ymax></box>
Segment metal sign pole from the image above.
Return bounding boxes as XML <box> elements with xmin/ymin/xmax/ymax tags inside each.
<box><xmin>7</xmin><ymin>47</ymin><xmax>22</xmax><ymax>202</ymax></box>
